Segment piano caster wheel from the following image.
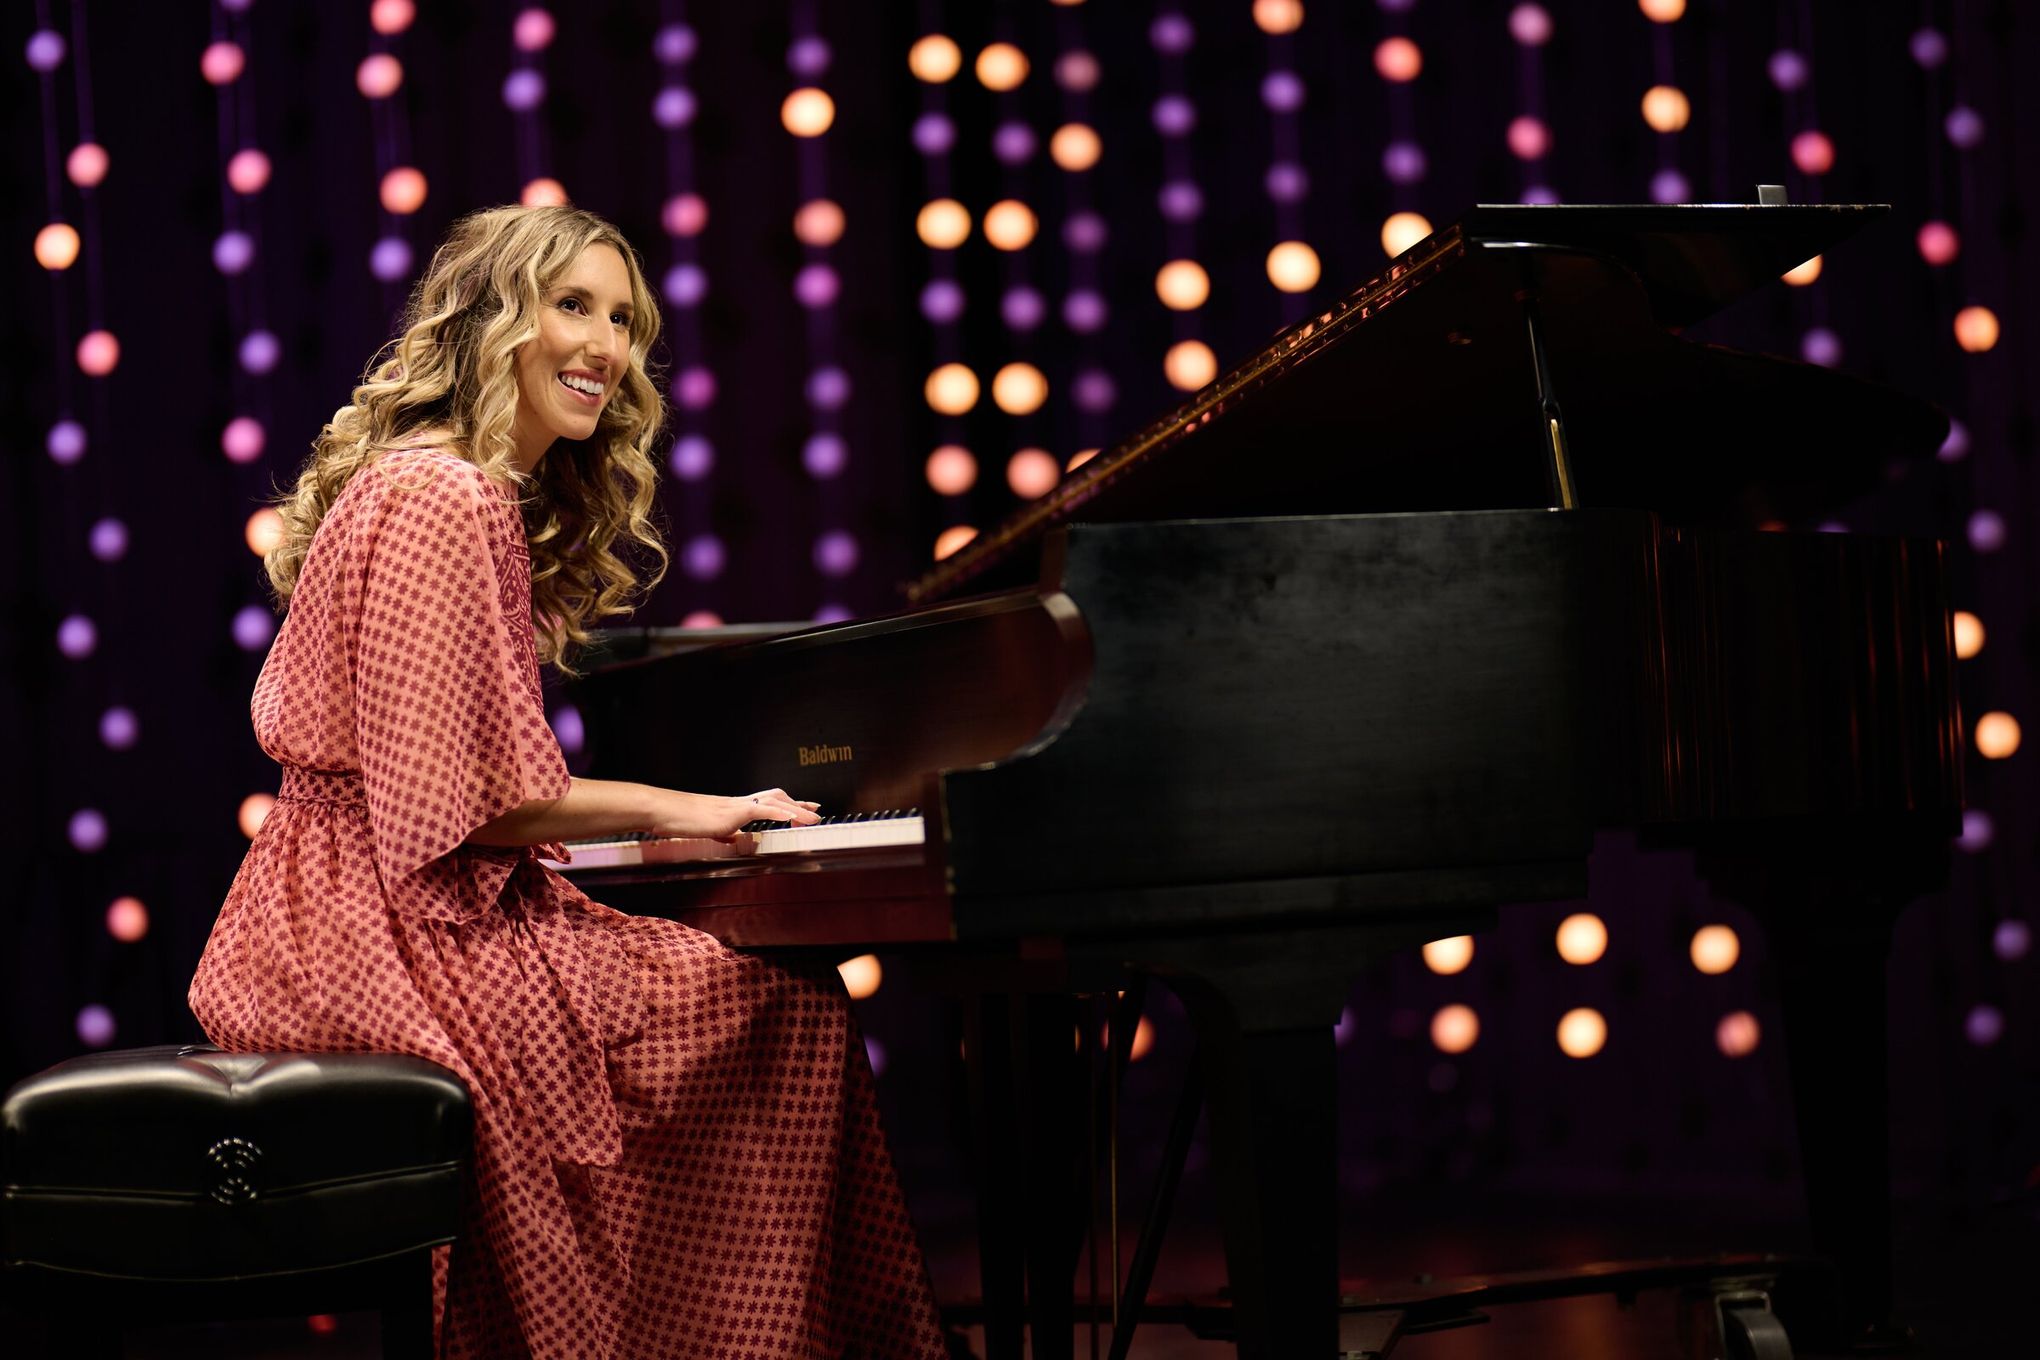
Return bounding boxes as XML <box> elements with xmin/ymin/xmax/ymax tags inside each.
<box><xmin>1681</xmin><ymin>1285</ymin><xmax>1792</xmax><ymax>1360</ymax></box>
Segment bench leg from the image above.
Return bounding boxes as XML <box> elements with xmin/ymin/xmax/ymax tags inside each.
<box><xmin>380</xmin><ymin>1249</ymin><xmax>438</xmax><ymax>1360</ymax></box>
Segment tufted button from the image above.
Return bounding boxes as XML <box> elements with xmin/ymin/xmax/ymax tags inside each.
<box><xmin>206</xmin><ymin>1137</ymin><xmax>262</xmax><ymax>1205</ymax></box>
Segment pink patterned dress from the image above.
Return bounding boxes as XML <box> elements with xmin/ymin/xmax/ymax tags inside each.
<box><xmin>189</xmin><ymin>448</ymin><xmax>946</xmax><ymax>1360</ymax></box>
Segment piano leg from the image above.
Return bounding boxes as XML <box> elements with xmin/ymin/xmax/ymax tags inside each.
<box><xmin>965</xmin><ymin>995</ymin><xmax>1027</xmax><ymax>1360</ymax></box>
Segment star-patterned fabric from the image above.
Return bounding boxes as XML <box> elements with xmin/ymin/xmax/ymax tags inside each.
<box><xmin>190</xmin><ymin>449</ymin><xmax>946</xmax><ymax>1359</ymax></box>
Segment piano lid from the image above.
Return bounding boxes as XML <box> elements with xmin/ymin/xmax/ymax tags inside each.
<box><xmin>905</xmin><ymin>204</ymin><xmax>1947</xmax><ymax>605</ymax></box>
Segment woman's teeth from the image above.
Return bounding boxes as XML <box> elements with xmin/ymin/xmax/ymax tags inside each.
<box><xmin>558</xmin><ymin>373</ymin><xmax>603</xmax><ymax>403</ymax></box>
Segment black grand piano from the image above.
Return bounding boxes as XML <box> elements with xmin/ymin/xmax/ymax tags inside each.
<box><xmin>563</xmin><ymin>205</ymin><xmax>1961</xmax><ymax>1358</ymax></box>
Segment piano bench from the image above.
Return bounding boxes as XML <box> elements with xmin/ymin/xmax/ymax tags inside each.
<box><xmin>1</xmin><ymin>1045</ymin><xmax>470</xmax><ymax>1359</ymax></box>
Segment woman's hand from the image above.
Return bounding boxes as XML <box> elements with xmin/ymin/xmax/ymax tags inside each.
<box><xmin>645</xmin><ymin>787</ymin><xmax>822</xmax><ymax>841</ymax></box>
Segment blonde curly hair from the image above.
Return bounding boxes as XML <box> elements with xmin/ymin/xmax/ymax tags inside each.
<box><xmin>267</xmin><ymin>203</ymin><xmax>669</xmax><ymax>672</ymax></box>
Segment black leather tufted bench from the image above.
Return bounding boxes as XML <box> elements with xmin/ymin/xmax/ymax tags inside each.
<box><xmin>2</xmin><ymin>1045</ymin><xmax>470</xmax><ymax>1359</ymax></box>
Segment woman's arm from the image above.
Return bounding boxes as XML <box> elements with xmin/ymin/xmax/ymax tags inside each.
<box><xmin>468</xmin><ymin>777</ymin><xmax>820</xmax><ymax>847</ymax></box>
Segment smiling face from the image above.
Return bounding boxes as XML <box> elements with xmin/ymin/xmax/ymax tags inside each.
<box><xmin>510</xmin><ymin>240</ymin><xmax>636</xmax><ymax>471</ymax></box>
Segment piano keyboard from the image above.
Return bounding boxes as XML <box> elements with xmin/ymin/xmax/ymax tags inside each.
<box><xmin>545</xmin><ymin>810</ymin><xmax>925</xmax><ymax>871</ymax></box>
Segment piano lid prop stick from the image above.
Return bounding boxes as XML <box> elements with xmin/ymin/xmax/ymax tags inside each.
<box><xmin>1518</xmin><ymin>283</ymin><xmax>1580</xmax><ymax>510</ymax></box>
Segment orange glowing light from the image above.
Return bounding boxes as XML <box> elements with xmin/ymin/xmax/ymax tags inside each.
<box><xmin>915</xmin><ymin>199</ymin><xmax>971</xmax><ymax>249</ymax></box>
<box><xmin>77</xmin><ymin>330</ymin><xmax>120</xmax><ymax>376</ymax></box>
<box><xmin>1716</xmin><ymin>1010</ymin><xmax>1761</xmax><ymax>1058</ymax></box>
<box><xmin>1555</xmin><ymin>913</ymin><xmax>1607</xmax><ymax>965</ymax></box>
<box><xmin>239</xmin><ymin>792</ymin><xmax>276</xmax><ymax>839</ymax></box>
<box><xmin>976</xmin><ymin>43</ymin><xmax>1029</xmax><ymax>91</ymax></box>
<box><xmin>1049</xmin><ymin>123</ymin><xmax>1102</xmax><ymax>172</ymax></box>
<box><xmin>1066</xmin><ymin>448</ymin><xmax>1101</xmax><ymax>472</ymax></box>
<box><xmin>934</xmin><ymin>525</ymin><xmax>979</xmax><ymax>560</ymax></box>
<box><xmin>908</xmin><ymin>35</ymin><xmax>962</xmax><ymax>83</ymax></box>
<box><xmin>1690</xmin><ymin>924</ymin><xmax>1740</xmax><ymax>974</ymax></box>
<box><xmin>1266</xmin><ymin>241</ymin><xmax>1321</xmax><ymax>293</ymax></box>
<box><xmin>1164</xmin><ymin>340</ymin><xmax>1217</xmax><ymax>392</ymax></box>
<box><xmin>991</xmin><ymin>362</ymin><xmax>1048</xmax><ymax>415</ymax></box>
<box><xmin>379</xmin><ymin>166</ymin><xmax>427</xmax><ymax>215</ymax></box>
<box><xmin>794</xmin><ymin>199</ymin><xmax>845</xmax><ymax>247</ymax></box>
<box><xmin>1155</xmin><ymin>259</ymin><xmax>1210</xmax><ymax>310</ymax></box>
<box><xmin>1431</xmin><ymin>1004</ymin><xmax>1479</xmax><ymax>1054</ymax></box>
<box><xmin>1782</xmin><ymin>255</ymin><xmax>1823</xmax><ymax>286</ymax></box>
<box><xmin>925</xmin><ymin>445</ymin><xmax>977</xmax><ymax>495</ymax></box>
<box><xmin>1006</xmin><ymin>448</ymin><xmax>1060</xmax><ymax>498</ymax></box>
<box><xmin>1639</xmin><ymin>0</ymin><xmax>1686</xmax><ymax>21</ymax></box>
<box><xmin>782</xmin><ymin>88</ymin><xmax>835</xmax><ymax>137</ymax></box>
<box><xmin>106</xmin><ymin>896</ymin><xmax>149</xmax><ymax>942</ymax></box>
<box><xmin>925</xmin><ymin>363</ymin><xmax>979</xmax><ymax>415</ymax></box>
<box><xmin>1381</xmin><ymin>211</ymin><xmax>1433</xmax><ymax>257</ymax></box>
<box><xmin>1975</xmin><ymin>711</ymin><xmax>2020</xmax><ymax>759</ymax></box>
<box><xmin>1641</xmin><ymin>85</ymin><xmax>1691</xmax><ymax>132</ymax></box>
<box><xmin>1954</xmin><ymin>305</ymin><xmax>2000</xmax><ymax>353</ymax></box>
<box><xmin>35</xmin><ymin>223</ymin><xmax>80</xmax><ymax>271</ymax></box>
<box><xmin>1374</xmin><ymin>37</ymin><xmax>1422</xmax><ymax>83</ymax></box>
<box><xmin>1556</xmin><ymin>1007</ymin><xmax>1606</xmax><ymax>1058</ymax></box>
<box><xmin>983</xmin><ymin>200</ymin><xmax>1038</xmax><ymax>251</ymax></box>
<box><xmin>245</xmin><ymin>507</ymin><xmax>285</xmax><ymax>556</ymax></box>
<box><xmin>837</xmin><ymin>954</ymin><xmax>882</xmax><ymax>999</ymax></box>
<box><xmin>521</xmin><ymin>177</ymin><xmax>568</xmax><ymax>207</ymax></box>
<box><xmin>680</xmin><ymin>610</ymin><xmax>724</xmax><ymax>629</ymax></box>
<box><xmin>1253</xmin><ymin>0</ymin><xmax>1306</xmax><ymax>35</ymax></box>
<box><xmin>1422</xmin><ymin>936</ymin><xmax>1474</xmax><ymax>975</ymax></box>
<box><xmin>1953</xmin><ymin>611</ymin><xmax>1984</xmax><ymax>660</ymax></box>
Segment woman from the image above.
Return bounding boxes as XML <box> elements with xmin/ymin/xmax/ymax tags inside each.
<box><xmin>189</xmin><ymin>204</ymin><xmax>947</xmax><ymax>1359</ymax></box>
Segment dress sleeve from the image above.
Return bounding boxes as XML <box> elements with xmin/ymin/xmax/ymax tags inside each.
<box><xmin>347</xmin><ymin>459</ymin><xmax>570</xmax><ymax>882</ymax></box>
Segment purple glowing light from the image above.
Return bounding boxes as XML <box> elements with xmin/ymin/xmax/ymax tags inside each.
<box><xmin>89</xmin><ymin>518</ymin><xmax>127</xmax><ymax>562</ymax></box>
<box><xmin>1910</xmin><ymin>28</ymin><xmax>1948</xmax><ymax>69</ymax></box>
<box><xmin>993</xmin><ymin>121</ymin><xmax>1036</xmax><ymax>165</ymax></box>
<box><xmin>1522</xmin><ymin>184</ymin><xmax>1562</xmax><ymax>205</ymax></box>
<box><xmin>662</xmin><ymin>263</ymin><xmax>708</xmax><ymax>308</ymax></box>
<box><xmin>1056</xmin><ymin>50</ymin><xmax>1099</xmax><ymax>93</ymax></box>
<box><xmin>1063</xmin><ymin>290</ymin><xmax>1107</xmax><ymax>334</ymax></box>
<box><xmin>239</xmin><ymin>329</ymin><xmax>280</xmax><ymax>375</ymax></box>
<box><xmin>654</xmin><ymin>23</ymin><xmax>697</xmax><ymax>65</ymax></box>
<box><xmin>1001</xmin><ymin>287</ymin><xmax>1046</xmax><ymax>331</ymax></box>
<box><xmin>1063</xmin><ymin>212</ymin><xmax>1107</xmax><ymax>253</ymax></box>
<box><xmin>1800</xmin><ymin>328</ymin><xmax>1842</xmax><ymax>367</ymax></box>
<box><xmin>653</xmin><ymin>85</ymin><xmax>697</xmax><ymax>129</ymax></box>
<box><xmin>1073</xmin><ymin>368</ymin><xmax>1116</xmax><ymax>414</ymax></box>
<box><xmin>57</xmin><ymin>614</ymin><xmax>97</xmax><ymax>659</ymax></box>
<box><xmin>669</xmin><ymin>434</ymin><xmax>713</xmax><ymax>481</ymax></box>
<box><xmin>1152</xmin><ymin>96</ymin><xmax>1196</xmax><ymax>138</ymax></box>
<box><xmin>233</xmin><ymin>605</ymin><xmax>276</xmax><ymax>651</ymax></box>
<box><xmin>1965</xmin><ymin>1004</ymin><xmax>2004</xmax><ymax>1046</ymax></box>
<box><xmin>795</xmin><ymin>263</ymin><xmax>840</xmax><ymax>309</ymax></box>
<box><xmin>1266</xmin><ymin>161</ymin><xmax>1311</xmax><ymax>203</ymax></box>
<box><xmin>787</xmin><ymin>36</ymin><xmax>830</xmax><ymax>78</ymax></box>
<box><xmin>502</xmin><ymin>69</ymin><xmax>545</xmax><ymax>112</ymax></box>
<box><xmin>1957</xmin><ymin>808</ymin><xmax>1994</xmax><ymax>852</ymax></box>
<box><xmin>76</xmin><ymin>1004</ymin><xmax>116</xmax><ymax>1047</ymax></box>
<box><xmin>1334</xmin><ymin>1006</ymin><xmax>1357</xmax><ymax>1048</ymax></box>
<box><xmin>48</xmin><ymin>419</ymin><xmax>87</xmax><ymax>465</ymax></box>
<box><xmin>1994</xmin><ymin>920</ymin><xmax>2032</xmax><ymax>962</ymax></box>
<box><xmin>865</xmin><ymin>1036</ymin><xmax>888</xmax><ymax>1077</ymax></box>
<box><xmin>549</xmin><ymin>705</ymin><xmax>584</xmax><ymax>754</ymax></box>
<box><xmin>100</xmin><ymin>706</ymin><xmax>139</xmax><ymax>750</ymax></box>
<box><xmin>213</xmin><ymin>230</ymin><xmax>255</xmax><ymax>275</ymax></box>
<box><xmin>1158</xmin><ymin>180</ymin><xmax>1203</xmax><ymax>223</ymax></box>
<box><xmin>806</xmin><ymin>366</ymin><xmax>851</xmax><ymax>412</ymax></box>
<box><xmin>1260</xmin><ymin>71</ymin><xmax>1306</xmax><ymax>114</ymax></box>
<box><xmin>919</xmin><ymin>279</ymin><xmax>965</xmax><ymax>325</ymax></box>
<box><xmin>1379</xmin><ymin>0</ymin><xmax>1417</xmax><ymax>12</ymax></box>
<box><xmin>683</xmin><ymin>533</ymin><xmax>726</xmax><ymax>581</ymax></box>
<box><xmin>1938</xmin><ymin>420</ymin><xmax>1970</xmax><ymax>463</ymax></box>
<box><xmin>674</xmin><ymin>365</ymin><xmax>716</xmax><ymax>412</ymax></box>
<box><xmin>370</xmin><ymin>236</ymin><xmax>413</xmax><ymax>282</ymax></box>
<box><xmin>813</xmin><ymin>603</ymin><xmax>854</xmax><ymax>624</ymax></box>
<box><xmin>803</xmin><ymin>432</ymin><xmax>847</xmax><ymax>479</ymax></box>
<box><xmin>1650</xmin><ymin>168</ymin><xmax>1690</xmax><ymax>205</ymax></box>
<box><xmin>26</xmin><ymin>29</ymin><xmax>66</xmax><ymax>72</ymax></box>
<box><xmin>1508</xmin><ymin>4</ymin><xmax>1553</xmax><ymax>46</ymax></box>
<box><xmin>813</xmin><ymin>530</ymin><xmax>859</xmax><ymax>578</ymax></box>
<box><xmin>1945</xmin><ymin>106</ymin><xmax>1984</xmax><ymax>149</ymax></box>
<box><xmin>1768</xmin><ymin>50</ymin><xmax>1808</xmax><ymax>91</ymax></box>
<box><xmin>69</xmin><ymin>808</ymin><xmax>108</xmax><ymax>853</ymax></box>
<box><xmin>1149</xmin><ymin>14</ymin><xmax>1195</xmax><ymax>54</ymax></box>
<box><xmin>1967</xmin><ymin>509</ymin><xmax>2006</xmax><ymax>553</ymax></box>
<box><xmin>1382</xmin><ymin>141</ymin><xmax>1426</xmax><ymax>185</ymax></box>
<box><xmin>912</xmin><ymin>112</ymin><xmax>956</xmax><ymax>157</ymax></box>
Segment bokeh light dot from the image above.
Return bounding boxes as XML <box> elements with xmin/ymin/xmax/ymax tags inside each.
<box><xmin>380</xmin><ymin>166</ymin><xmax>427</xmax><ymax>215</ymax></box>
<box><xmin>1156</xmin><ymin>260</ymin><xmax>1210</xmax><ymax>310</ymax></box>
<box><xmin>513</xmin><ymin>8</ymin><xmax>556</xmax><ymax>52</ymax></box>
<box><xmin>991</xmin><ymin>363</ymin><xmax>1048</xmax><ymax>416</ymax></box>
<box><xmin>1152</xmin><ymin>95</ymin><xmax>1196</xmax><ymax>138</ymax></box>
<box><xmin>370</xmin><ymin>0</ymin><xmax>416</xmax><ymax>36</ymax></box>
<box><xmin>782</xmin><ymin>88</ymin><xmax>835</xmax><ymax>137</ymax></box>
<box><xmin>1261</xmin><ymin>70</ymin><xmax>1306</xmax><ymax>113</ymax></box>
<box><xmin>1253</xmin><ymin>0</ymin><xmax>1306</xmax><ymax>35</ymax></box>
<box><xmin>25</xmin><ymin>29</ymin><xmax>66</xmax><ymax>72</ymax></box>
<box><xmin>35</xmin><ymin>223</ymin><xmax>79</xmax><ymax>271</ymax></box>
<box><xmin>66</xmin><ymin>142</ymin><xmax>109</xmax><ymax>188</ymax></box>
<box><xmin>202</xmin><ymin>41</ymin><xmax>246</xmax><ymax>86</ymax></box>
<box><xmin>1002</xmin><ymin>287</ymin><xmax>1046</xmax><ymax>331</ymax></box>
<box><xmin>983</xmin><ymin>200</ymin><xmax>1037</xmax><ymax>251</ymax></box>
<box><xmin>912</xmin><ymin>112</ymin><xmax>955</xmax><ymax>157</ymax></box>
<box><xmin>99</xmin><ymin>705</ymin><xmax>138</xmax><ymax>750</ymax></box>
<box><xmin>1945</xmin><ymin>107</ymin><xmax>1984</xmax><ymax>148</ymax></box>
<box><xmin>1164</xmin><ymin>341</ymin><xmax>1217</xmax><ymax>392</ymax></box>
<box><xmin>76</xmin><ymin>1005</ymin><xmax>115</xmax><ymax>1048</ymax></box>
<box><xmin>1266</xmin><ymin>241</ymin><xmax>1321</xmax><ymax>293</ymax></box>
<box><xmin>1916</xmin><ymin>221</ymin><xmax>1960</xmax><ymax>266</ymax></box>
<box><xmin>925</xmin><ymin>445</ymin><xmax>977</xmax><ymax>496</ymax></box>
<box><xmin>1992</xmin><ymin>919</ymin><xmax>2031</xmax><ymax>961</ymax></box>
<box><xmin>1783</xmin><ymin>255</ymin><xmax>1823</xmax><ymax>286</ymax></box>
<box><xmin>976</xmin><ymin>42</ymin><xmax>1028</xmax><ymax>91</ymax></box>
<box><xmin>993</xmin><ymin>121</ymin><xmax>1036</xmax><ymax>165</ymax></box>
<box><xmin>356</xmin><ymin>52</ymin><xmax>401</xmax><ymax>99</ymax></box>
<box><xmin>803</xmin><ymin>433</ymin><xmax>848</xmax><ymax>480</ymax></box>
<box><xmin>793</xmin><ymin>263</ymin><xmax>837</xmax><ymax>309</ymax></box>
<box><xmin>920</xmin><ymin>279</ymin><xmax>965</xmax><ymax>325</ymax></box>
<box><xmin>1007</xmin><ymin>449</ymin><xmax>1060</xmax><ymax>499</ymax></box>
<box><xmin>1266</xmin><ymin>162</ymin><xmax>1311</xmax><ymax>203</ymax></box>
<box><xmin>1064</xmin><ymin>211</ymin><xmax>1108</xmax><ymax>253</ymax></box>
<box><xmin>1968</xmin><ymin>509</ymin><xmax>2006</xmax><ymax>553</ymax></box>
<box><xmin>916</xmin><ymin>199</ymin><xmax>971</xmax><ymax>249</ymax></box>
<box><xmin>239</xmin><ymin>793</ymin><xmax>275</xmax><ymax>839</ymax></box>
<box><xmin>794</xmin><ymin>198</ymin><xmax>844</xmax><ymax>246</ymax></box>
<box><xmin>814</xmin><ymin>530</ymin><xmax>859</xmax><ymax>578</ymax></box>
<box><xmin>805</xmin><ymin>365</ymin><xmax>851</xmax><ymax>412</ymax></box>
<box><xmin>1555</xmin><ymin>913</ymin><xmax>1608</xmax><ymax>965</ymax></box>
<box><xmin>1690</xmin><ymin>924</ymin><xmax>1740</xmax><ymax>974</ymax></box>
<box><xmin>1651</xmin><ymin>168</ymin><xmax>1691</xmax><ymax>204</ymax></box>
<box><xmin>232</xmin><ymin>604</ymin><xmax>276</xmax><ymax>651</ymax></box>
<box><xmin>1952</xmin><ymin>611</ymin><xmax>1985</xmax><ymax>660</ymax></box>
<box><xmin>1768</xmin><ymin>50</ymin><xmax>1809</xmax><ymax>91</ymax></box>
<box><xmin>368</xmin><ymin>236</ymin><xmax>414</xmax><ymax>283</ymax></box>
<box><xmin>662</xmin><ymin>193</ymin><xmax>708</xmax><ymax>239</ymax></box>
<box><xmin>1431</xmin><ymin>1004</ymin><xmax>1479</xmax><ymax>1054</ymax></box>
<box><xmin>653</xmin><ymin>86</ymin><xmax>697</xmax><ymax>129</ymax></box>
<box><xmin>1641</xmin><ymin>85</ymin><xmax>1691</xmax><ymax>133</ymax></box>
<box><xmin>909</xmin><ymin>35</ymin><xmax>962</xmax><ymax>84</ymax></box>
<box><xmin>934</xmin><ymin>525</ymin><xmax>978</xmax><ymax>561</ymax></box>
<box><xmin>1050</xmin><ymin>124</ymin><xmax>1102</xmax><ymax>172</ymax></box>
<box><xmin>1507</xmin><ymin>116</ymin><xmax>1551</xmax><ymax>160</ymax></box>
<box><xmin>222</xmin><ymin>416</ymin><xmax>266</xmax><ymax>464</ymax></box>
<box><xmin>1954</xmin><ymin>306</ymin><xmax>2000</xmax><ymax>353</ymax></box>
<box><xmin>1055</xmin><ymin>50</ymin><xmax>1100</xmax><ymax>93</ymax></box>
<box><xmin>78</xmin><ymin>330</ymin><xmax>120</xmax><ymax>376</ymax></box>
<box><xmin>106</xmin><ymin>896</ymin><xmax>149</xmax><ymax>943</ymax></box>
<box><xmin>1063</xmin><ymin>289</ymin><xmax>1107</xmax><ymax>334</ymax></box>
<box><xmin>1801</xmin><ymin>327</ymin><xmax>1842</xmax><ymax>367</ymax></box>
<box><xmin>838</xmin><ymin>954</ymin><xmax>882</xmax><ymax>1000</ymax></box>
<box><xmin>682</xmin><ymin>534</ymin><xmax>725</xmax><ymax>581</ymax></box>
<box><xmin>227</xmin><ymin>148</ymin><xmax>271</xmax><ymax>194</ymax></box>
<box><xmin>240</xmin><ymin>329</ymin><xmax>281</xmax><ymax>375</ymax></box>
<box><xmin>674</xmin><ymin>365</ymin><xmax>715</xmax><ymax>411</ymax></box>
<box><xmin>1639</xmin><ymin>0</ymin><xmax>1686</xmax><ymax>20</ymax></box>
<box><xmin>1073</xmin><ymin>369</ymin><xmax>1116</xmax><ymax>413</ymax></box>
<box><xmin>680</xmin><ymin>610</ymin><xmax>724</xmax><ymax>629</ymax></box>
<box><xmin>1375</xmin><ymin>37</ymin><xmax>1422</xmax><ymax>82</ymax></box>
<box><xmin>1974</xmin><ymin>711</ymin><xmax>2020</xmax><ymax>759</ymax></box>
<box><xmin>1965</xmin><ymin>1004</ymin><xmax>2004</xmax><ymax>1046</ymax></box>
<box><xmin>1509</xmin><ymin>4</ymin><xmax>1553</xmax><ymax>46</ymax></box>
<box><xmin>246</xmin><ymin>507</ymin><xmax>285</xmax><ymax>557</ymax></box>
<box><xmin>57</xmin><ymin>614</ymin><xmax>97</xmax><ymax>659</ymax></box>
<box><xmin>1381</xmin><ymin>211</ymin><xmax>1433</xmax><ymax>257</ymax></box>
<box><xmin>69</xmin><ymin>808</ymin><xmax>108</xmax><ymax>853</ymax></box>
<box><xmin>926</xmin><ymin>363</ymin><xmax>979</xmax><ymax>415</ymax></box>
<box><xmin>521</xmin><ymin>177</ymin><xmax>568</xmax><ymax>207</ymax></box>
<box><xmin>213</xmin><ymin>230</ymin><xmax>255</xmax><ymax>275</ymax></box>
<box><xmin>1066</xmin><ymin>448</ymin><xmax>1101</xmax><ymax>472</ymax></box>
<box><xmin>502</xmin><ymin>69</ymin><xmax>545</xmax><ymax>111</ymax></box>
<box><xmin>787</xmin><ymin>36</ymin><xmax>830</xmax><ymax>77</ymax></box>
<box><xmin>1791</xmin><ymin>130</ymin><xmax>1835</xmax><ymax>175</ymax></box>
<box><xmin>1556</xmin><ymin>1007</ymin><xmax>1607</xmax><ymax>1058</ymax></box>
<box><xmin>654</xmin><ymin>23</ymin><xmax>697</xmax><ymax>65</ymax></box>
<box><xmin>48</xmin><ymin>419</ymin><xmax>86</xmax><ymax>465</ymax></box>
<box><xmin>1716</xmin><ymin>1011</ymin><xmax>1761</xmax><ymax>1058</ymax></box>
<box><xmin>89</xmin><ymin>517</ymin><xmax>128</xmax><ymax>562</ymax></box>
<box><xmin>1957</xmin><ymin>808</ymin><xmax>1994</xmax><ymax>852</ymax></box>
<box><xmin>669</xmin><ymin>434</ymin><xmax>714</xmax><ymax>481</ymax></box>
<box><xmin>1422</xmin><ymin>936</ymin><xmax>1474</xmax><ymax>975</ymax></box>
<box><xmin>1937</xmin><ymin>421</ymin><xmax>1969</xmax><ymax>462</ymax></box>
<box><xmin>1149</xmin><ymin>14</ymin><xmax>1195</xmax><ymax>54</ymax></box>
<box><xmin>1911</xmin><ymin>28</ymin><xmax>1949</xmax><ymax>68</ymax></box>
